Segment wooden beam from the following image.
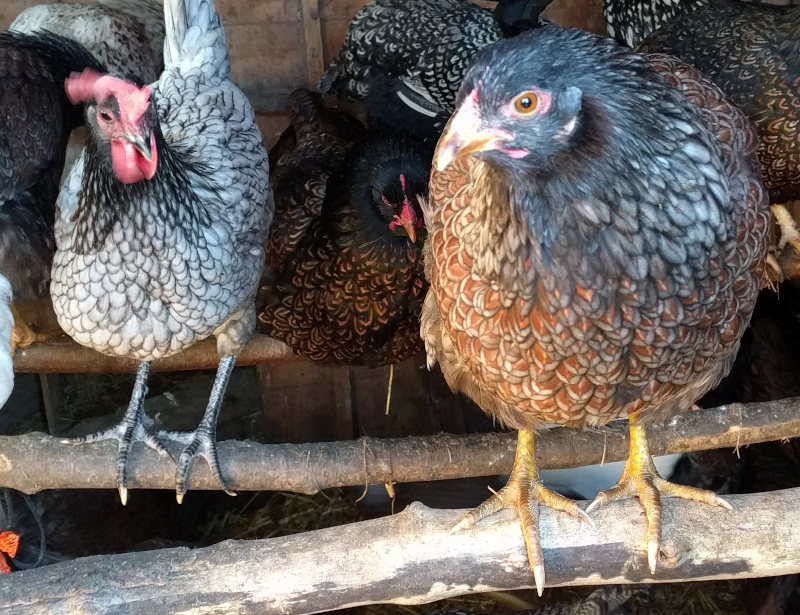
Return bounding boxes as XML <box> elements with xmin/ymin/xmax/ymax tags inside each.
<box><xmin>12</xmin><ymin>335</ymin><xmax>298</xmax><ymax>373</ymax></box>
<box><xmin>1</xmin><ymin>491</ymin><xmax>799</xmax><ymax>614</ymax></box>
<box><xmin>300</xmin><ymin>0</ymin><xmax>325</xmax><ymax>86</ymax></box>
<box><xmin>1</xmin><ymin>398</ymin><xmax>798</xmax><ymax>495</ymax></box>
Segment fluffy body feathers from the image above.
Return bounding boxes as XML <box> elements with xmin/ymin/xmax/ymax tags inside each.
<box><xmin>10</xmin><ymin>0</ymin><xmax>164</xmax><ymax>83</ymax></box>
<box><xmin>52</xmin><ymin>0</ymin><xmax>269</xmax><ymax>362</ymax></box>
<box><xmin>636</xmin><ymin>0</ymin><xmax>800</xmax><ymax>203</ymax></box>
<box><xmin>258</xmin><ymin>90</ymin><xmax>429</xmax><ymax>366</ymax></box>
<box><xmin>423</xmin><ymin>28</ymin><xmax>768</xmax><ymax>429</ymax></box>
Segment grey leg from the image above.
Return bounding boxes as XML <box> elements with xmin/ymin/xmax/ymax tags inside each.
<box><xmin>63</xmin><ymin>361</ymin><xmax>170</xmax><ymax>504</ymax></box>
<box><xmin>171</xmin><ymin>355</ymin><xmax>237</xmax><ymax>503</ymax></box>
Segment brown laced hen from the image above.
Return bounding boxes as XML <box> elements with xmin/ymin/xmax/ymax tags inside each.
<box><xmin>258</xmin><ymin>90</ymin><xmax>430</xmax><ymax>366</ymax></box>
<box><xmin>422</xmin><ymin>26</ymin><xmax>769</xmax><ymax>593</ymax></box>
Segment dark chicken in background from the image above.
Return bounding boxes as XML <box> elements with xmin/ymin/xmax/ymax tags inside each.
<box><xmin>0</xmin><ymin>30</ymin><xmax>103</xmax><ymax>352</ymax></box>
<box><xmin>633</xmin><ymin>1</ymin><xmax>800</xmax><ymax>205</ymax></box>
<box><xmin>602</xmin><ymin>0</ymin><xmax>706</xmax><ymax>48</ymax></box>
<box><xmin>258</xmin><ymin>89</ymin><xmax>430</xmax><ymax>366</ymax></box>
<box><xmin>624</xmin><ymin>1</ymin><xmax>800</xmax><ymax>284</ymax></box>
<box><xmin>422</xmin><ymin>26</ymin><xmax>768</xmax><ymax>593</ymax></box>
<box><xmin>50</xmin><ymin>0</ymin><xmax>271</xmax><ymax>504</ymax></box>
<box><xmin>318</xmin><ymin>0</ymin><xmax>550</xmax><ymax>144</ymax></box>
<box><xmin>10</xmin><ymin>0</ymin><xmax>165</xmax><ymax>83</ymax></box>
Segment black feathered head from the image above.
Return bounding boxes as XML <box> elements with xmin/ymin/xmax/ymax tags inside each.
<box><xmin>334</xmin><ymin>134</ymin><xmax>431</xmax><ymax>245</ymax></box>
<box><xmin>435</xmin><ymin>26</ymin><xmax>677</xmax><ymax>180</ymax></box>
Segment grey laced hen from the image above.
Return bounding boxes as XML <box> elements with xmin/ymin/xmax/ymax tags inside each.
<box><xmin>51</xmin><ymin>0</ymin><xmax>271</xmax><ymax>504</ymax></box>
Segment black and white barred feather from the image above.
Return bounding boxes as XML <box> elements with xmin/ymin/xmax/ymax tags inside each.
<box><xmin>319</xmin><ymin>0</ymin><xmax>549</xmax><ymax>142</ymax></box>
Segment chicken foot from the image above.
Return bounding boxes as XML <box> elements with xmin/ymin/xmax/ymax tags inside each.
<box><xmin>63</xmin><ymin>361</ymin><xmax>172</xmax><ymax>505</ymax></box>
<box><xmin>158</xmin><ymin>354</ymin><xmax>237</xmax><ymax>504</ymax></box>
<box><xmin>586</xmin><ymin>411</ymin><xmax>732</xmax><ymax>574</ymax></box>
<box><xmin>451</xmin><ymin>429</ymin><xmax>591</xmax><ymax>596</ymax></box>
<box><xmin>10</xmin><ymin>305</ymin><xmax>50</xmax><ymax>355</ymax></box>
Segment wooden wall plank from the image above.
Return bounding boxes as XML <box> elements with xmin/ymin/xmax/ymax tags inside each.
<box><xmin>0</xmin><ymin>0</ymin><xmax>609</xmax><ymax>118</ymax></box>
<box><xmin>300</xmin><ymin>0</ymin><xmax>326</xmax><ymax>86</ymax></box>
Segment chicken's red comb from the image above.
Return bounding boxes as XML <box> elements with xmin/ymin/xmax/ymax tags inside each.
<box><xmin>0</xmin><ymin>531</ymin><xmax>19</xmax><ymax>558</ymax></box>
<box><xmin>65</xmin><ymin>69</ymin><xmax>152</xmax><ymax>124</ymax></box>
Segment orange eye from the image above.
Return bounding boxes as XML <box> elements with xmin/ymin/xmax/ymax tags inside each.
<box><xmin>514</xmin><ymin>91</ymin><xmax>538</xmax><ymax>114</ymax></box>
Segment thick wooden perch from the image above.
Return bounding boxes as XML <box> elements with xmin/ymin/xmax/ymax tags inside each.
<box><xmin>0</xmin><ymin>398</ymin><xmax>798</xmax><ymax>495</ymax></box>
<box><xmin>12</xmin><ymin>334</ymin><xmax>298</xmax><ymax>373</ymax></box>
<box><xmin>1</xmin><ymin>490</ymin><xmax>800</xmax><ymax>614</ymax></box>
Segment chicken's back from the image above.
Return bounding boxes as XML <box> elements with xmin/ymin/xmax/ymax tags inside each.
<box><xmin>10</xmin><ymin>1</ymin><xmax>163</xmax><ymax>83</ymax></box>
<box><xmin>638</xmin><ymin>2</ymin><xmax>800</xmax><ymax>202</ymax></box>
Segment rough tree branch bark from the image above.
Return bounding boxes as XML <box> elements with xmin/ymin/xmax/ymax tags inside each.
<box><xmin>0</xmin><ymin>398</ymin><xmax>798</xmax><ymax>495</ymax></box>
<box><xmin>1</xmin><ymin>490</ymin><xmax>799</xmax><ymax>614</ymax></box>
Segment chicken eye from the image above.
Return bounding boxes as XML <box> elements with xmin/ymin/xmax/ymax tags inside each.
<box><xmin>514</xmin><ymin>91</ymin><xmax>538</xmax><ymax>114</ymax></box>
<box><xmin>98</xmin><ymin>110</ymin><xmax>113</xmax><ymax>122</ymax></box>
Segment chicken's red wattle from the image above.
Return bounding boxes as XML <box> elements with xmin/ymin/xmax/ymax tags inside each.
<box><xmin>110</xmin><ymin>133</ymin><xmax>157</xmax><ymax>183</ymax></box>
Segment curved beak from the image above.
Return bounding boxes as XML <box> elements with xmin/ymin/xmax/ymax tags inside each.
<box><xmin>435</xmin><ymin>91</ymin><xmax>510</xmax><ymax>172</ymax></box>
<box><xmin>389</xmin><ymin>202</ymin><xmax>421</xmax><ymax>243</ymax></box>
<box><xmin>129</xmin><ymin>131</ymin><xmax>154</xmax><ymax>162</ymax></box>
<box><xmin>403</xmin><ymin>218</ymin><xmax>417</xmax><ymax>244</ymax></box>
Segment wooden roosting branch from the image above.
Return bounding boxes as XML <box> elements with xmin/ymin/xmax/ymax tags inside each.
<box><xmin>1</xmin><ymin>492</ymin><xmax>799</xmax><ymax>614</ymax></box>
<box><xmin>1</xmin><ymin>398</ymin><xmax>799</xmax><ymax>494</ymax></box>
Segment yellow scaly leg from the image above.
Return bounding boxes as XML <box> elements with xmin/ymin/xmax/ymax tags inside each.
<box><xmin>451</xmin><ymin>429</ymin><xmax>591</xmax><ymax>596</ymax></box>
<box><xmin>587</xmin><ymin>412</ymin><xmax>731</xmax><ymax>573</ymax></box>
<box><xmin>9</xmin><ymin>304</ymin><xmax>48</xmax><ymax>355</ymax></box>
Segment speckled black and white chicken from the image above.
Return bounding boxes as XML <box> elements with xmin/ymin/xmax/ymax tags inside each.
<box><xmin>0</xmin><ymin>30</ymin><xmax>103</xmax><ymax>352</ymax></box>
<box><xmin>257</xmin><ymin>89</ymin><xmax>430</xmax><ymax>366</ymax></box>
<box><xmin>319</xmin><ymin>0</ymin><xmax>550</xmax><ymax>143</ymax></box>
<box><xmin>51</xmin><ymin>0</ymin><xmax>271</xmax><ymax>504</ymax></box>
<box><xmin>602</xmin><ymin>0</ymin><xmax>705</xmax><ymax>48</ymax></box>
<box><xmin>10</xmin><ymin>0</ymin><xmax>164</xmax><ymax>83</ymax></box>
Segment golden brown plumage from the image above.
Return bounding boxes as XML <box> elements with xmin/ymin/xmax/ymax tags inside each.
<box><xmin>422</xmin><ymin>27</ymin><xmax>768</xmax><ymax>592</ymax></box>
<box><xmin>258</xmin><ymin>90</ymin><xmax>431</xmax><ymax>366</ymax></box>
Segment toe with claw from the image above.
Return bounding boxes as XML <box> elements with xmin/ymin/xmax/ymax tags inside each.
<box><xmin>451</xmin><ymin>429</ymin><xmax>590</xmax><ymax>596</ymax></box>
<box><xmin>587</xmin><ymin>413</ymin><xmax>732</xmax><ymax>573</ymax></box>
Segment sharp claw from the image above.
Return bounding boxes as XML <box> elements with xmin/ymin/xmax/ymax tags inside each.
<box><xmin>119</xmin><ymin>486</ymin><xmax>128</xmax><ymax>506</ymax></box>
<box><xmin>449</xmin><ymin>516</ymin><xmax>473</xmax><ymax>534</ymax></box>
<box><xmin>577</xmin><ymin>508</ymin><xmax>595</xmax><ymax>527</ymax></box>
<box><xmin>533</xmin><ymin>563</ymin><xmax>545</xmax><ymax>597</ymax></box>
<box><xmin>585</xmin><ymin>497</ymin><xmax>602</xmax><ymax>514</ymax></box>
<box><xmin>716</xmin><ymin>496</ymin><xmax>733</xmax><ymax>511</ymax></box>
<box><xmin>176</xmin><ymin>492</ymin><xmax>184</xmax><ymax>505</ymax></box>
<box><xmin>648</xmin><ymin>539</ymin><xmax>659</xmax><ymax>574</ymax></box>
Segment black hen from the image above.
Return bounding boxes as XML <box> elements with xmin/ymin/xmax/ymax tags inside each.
<box><xmin>319</xmin><ymin>0</ymin><xmax>549</xmax><ymax>144</ymax></box>
<box><xmin>258</xmin><ymin>90</ymin><xmax>430</xmax><ymax>366</ymax></box>
<box><xmin>0</xmin><ymin>30</ymin><xmax>102</xmax><ymax>349</ymax></box>
<box><xmin>634</xmin><ymin>1</ymin><xmax>800</xmax><ymax>204</ymax></box>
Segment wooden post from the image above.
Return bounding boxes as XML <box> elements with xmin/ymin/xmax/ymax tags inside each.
<box><xmin>300</xmin><ymin>0</ymin><xmax>325</xmax><ymax>86</ymax></box>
